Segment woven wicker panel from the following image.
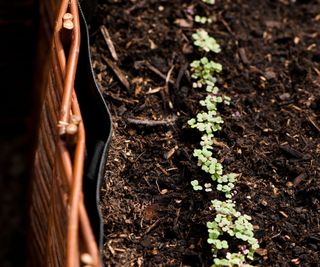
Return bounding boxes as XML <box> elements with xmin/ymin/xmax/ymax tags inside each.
<box><xmin>29</xmin><ymin>0</ymin><xmax>101</xmax><ymax>266</ymax></box>
<box><xmin>30</xmin><ymin>64</ymin><xmax>68</xmax><ymax>267</ymax></box>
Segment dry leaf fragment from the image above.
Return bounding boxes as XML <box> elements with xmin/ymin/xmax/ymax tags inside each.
<box><xmin>148</xmin><ymin>38</ymin><xmax>157</xmax><ymax>49</ymax></box>
<box><xmin>265</xmin><ymin>20</ymin><xmax>281</xmax><ymax>29</ymax></box>
<box><xmin>144</xmin><ymin>204</ymin><xmax>158</xmax><ymax>221</ymax></box>
<box><xmin>174</xmin><ymin>18</ymin><xmax>193</xmax><ymax>28</ymax></box>
<box><xmin>256</xmin><ymin>248</ymin><xmax>268</xmax><ymax>256</ymax></box>
<box><xmin>213</xmin><ymin>138</ymin><xmax>229</xmax><ymax>148</ymax></box>
<box><xmin>291</xmin><ymin>258</ymin><xmax>300</xmax><ymax>265</ymax></box>
<box><xmin>279</xmin><ymin>211</ymin><xmax>289</xmax><ymax>218</ymax></box>
<box><xmin>160</xmin><ymin>189</ymin><xmax>168</xmax><ymax>195</ymax></box>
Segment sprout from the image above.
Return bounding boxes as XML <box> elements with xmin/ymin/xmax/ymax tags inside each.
<box><xmin>202</xmin><ymin>0</ymin><xmax>215</xmax><ymax>4</ymax></box>
<box><xmin>192</xmin><ymin>30</ymin><xmax>221</xmax><ymax>53</ymax></box>
<box><xmin>188</xmin><ymin>3</ymin><xmax>259</xmax><ymax>264</ymax></box>
<box><xmin>190</xmin><ymin>57</ymin><xmax>222</xmax><ymax>88</ymax></box>
<box><xmin>191</xmin><ymin>180</ymin><xmax>203</xmax><ymax>191</ymax></box>
<box><xmin>195</xmin><ymin>15</ymin><xmax>212</xmax><ymax>24</ymax></box>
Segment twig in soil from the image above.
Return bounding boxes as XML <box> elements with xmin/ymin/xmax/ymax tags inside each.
<box><xmin>145</xmin><ymin>219</ymin><xmax>161</xmax><ymax>235</ymax></box>
<box><xmin>307</xmin><ymin>116</ymin><xmax>320</xmax><ymax>133</ymax></box>
<box><xmin>165</xmin><ymin>146</ymin><xmax>178</xmax><ymax>160</ymax></box>
<box><xmin>102</xmin><ymin>55</ymin><xmax>130</xmax><ymax>90</ymax></box>
<box><xmin>289</xmin><ymin>104</ymin><xmax>302</xmax><ymax>112</ymax></box>
<box><xmin>278</xmin><ymin>100</ymin><xmax>295</xmax><ymax>106</ymax></box>
<box><xmin>145</xmin><ymin>87</ymin><xmax>162</xmax><ymax>94</ymax></box>
<box><xmin>114</xmin><ymin>248</ymin><xmax>126</xmax><ymax>253</ymax></box>
<box><xmin>107</xmin><ymin>240</ymin><xmax>116</xmax><ymax>256</ymax></box>
<box><xmin>279</xmin><ymin>145</ymin><xmax>310</xmax><ymax>160</ymax></box>
<box><xmin>126</xmin><ymin>117</ymin><xmax>177</xmax><ymax>127</ymax></box>
<box><xmin>104</xmin><ymin>91</ymin><xmax>138</xmax><ymax>104</ymax></box>
<box><xmin>293</xmin><ymin>173</ymin><xmax>307</xmax><ymax>186</ymax></box>
<box><xmin>271</xmin><ymin>232</ymin><xmax>281</xmax><ymax>239</ymax></box>
<box><xmin>175</xmin><ymin>63</ymin><xmax>189</xmax><ymax>90</ymax></box>
<box><xmin>173</xmin><ymin>208</ymin><xmax>181</xmax><ymax>229</ymax></box>
<box><xmin>220</xmin><ymin>18</ymin><xmax>235</xmax><ymax>36</ymax></box>
<box><xmin>100</xmin><ymin>25</ymin><xmax>119</xmax><ymax>61</ymax></box>
<box><xmin>142</xmin><ymin>176</ymin><xmax>152</xmax><ymax>187</ymax></box>
<box><xmin>134</xmin><ymin>61</ymin><xmax>175</xmax><ymax>85</ymax></box>
<box><xmin>238</xmin><ymin>48</ymin><xmax>250</xmax><ymax>65</ymax></box>
<box><xmin>163</xmin><ymin>65</ymin><xmax>175</xmax><ymax>109</ymax></box>
<box><xmin>156</xmin><ymin>163</ymin><xmax>169</xmax><ymax>176</ymax></box>
<box><xmin>124</xmin><ymin>0</ymin><xmax>147</xmax><ymax>14</ymax></box>
<box><xmin>279</xmin><ymin>211</ymin><xmax>289</xmax><ymax>218</ymax></box>
<box><xmin>155</xmin><ymin>179</ymin><xmax>162</xmax><ymax>194</ymax></box>
<box><xmin>313</xmin><ymin>67</ymin><xmax>320</xmax><ymax>76</ymax></box>
<box><xmin>134</xmin><ymin>151</ymin><xmax>146</xmax><ymax>163</ymax></box>
<box><xmin>166</xmin><ymin>66</ymin><xmax>175</xmax><ymax>85</ymax></box>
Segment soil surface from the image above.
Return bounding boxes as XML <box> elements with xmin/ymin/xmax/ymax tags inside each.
<box><xmin>91</xmin><ymin>0</ymin><xmax>320</xmax><ymax>266</ymax></box>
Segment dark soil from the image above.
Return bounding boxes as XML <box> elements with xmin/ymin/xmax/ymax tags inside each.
<box><xmin>91</xmin><ymin>0</ymin><xmax>320</xmax><ymax>266</ymax></box>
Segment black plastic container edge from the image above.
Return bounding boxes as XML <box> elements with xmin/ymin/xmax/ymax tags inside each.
<box><xmin>76</xmin><ymin>1</ymin><xmax>112</xmax><ymax>263</ymax></box>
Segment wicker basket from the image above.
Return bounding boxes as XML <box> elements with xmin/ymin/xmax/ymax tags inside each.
<box><xmin>29</xmin><ymin>0</ymin><xmax>102</xmax><ymax>266</ymax></box>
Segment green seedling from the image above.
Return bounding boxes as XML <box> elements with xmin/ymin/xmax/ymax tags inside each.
<box><xmin>192</xmin><ymin>148</ymin><xmax>223</xmax><ymax>176</ymax></box>
<box><xmin>202</xmin><ymin>0</ymin><xmax>215</xmax><ymax>4</ymax></box>
<box><xmin>189</xmin><ymin>3</ymin><xmax>259</xmax><ymax>265</ymax></box>
<box><xmin>217</xmin><ymin>173</ymin><xmax>237</xmax><ymax>184</ymax></box>
<box><xmin>191</xmin><ymin>179</ymin><xmax>203</xmax><ymax>191</ymax></box>
<box><xmin>213</xmin><ymin>253</ymin><xmax>254</xmax><ymax>267</ymax></box>
<box><xmin>208</xmin><ymin>200</ymin><xmax>259</xmax><ymax>259</ymax></box>
<box><xmin>224</xmin><ymin>96</ymin><xmax>231</xmax><ymax>105</ymax></box>
<box><xmin>216</xmin><ymin>183</ymin><xmax>235</xmax><ymax>199</ymax></box>
<box><xmin>192</xmin><ymin>29</ymin><xmax>221</xmax><ymax>53</ymax></box>
<box><xmin>195</xmin><ymin>15</ymin><xmax>212</xmax><ymax>24</ymax></box>
<box><xmin>191</xmin><ymin>57</ymin><xmax>222</xmax><ymax>89</ymax></box>
<box><xmin>200</xmin><ymin>134</ymin><xmax>214</xmax><ymax>149</ymax></box>
<box><xmin>199</xmin><ymin>95</ymin><xmax>223</xmax><ymax>112</ymax></box>
<box><xmin>188</xmin><ymin>111</ymin><xmax>224</xmax><ymax>134</ymax></box>
<box><xmin>204</xmin><ymin>183</ymin><xmax>213</xmax><ymax>192</ymax></box>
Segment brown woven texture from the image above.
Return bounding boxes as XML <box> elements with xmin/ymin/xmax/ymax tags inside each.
<box><xmin>29</xmin><ymin>0</ymin><xmax>101</xmax><ymax>266</ymax></box>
